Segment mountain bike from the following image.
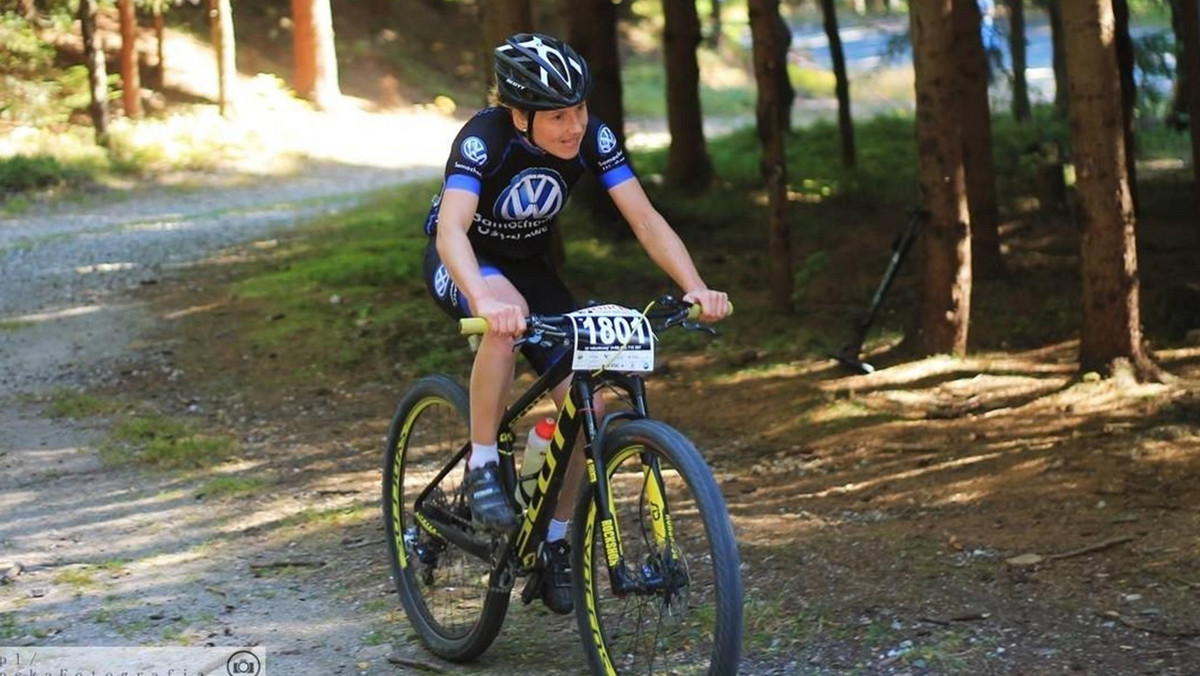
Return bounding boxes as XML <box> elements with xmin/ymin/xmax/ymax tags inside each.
<box><xmin>382</xmin><ymin>296</ymin><xmax>743</xmax><ymax>675</ymax></box>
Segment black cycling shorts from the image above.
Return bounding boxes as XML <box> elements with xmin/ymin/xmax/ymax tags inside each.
<box><xmin>423</xmin><ymin>238</ymin><xmax>576</xmax><ymax>374</ymax></box>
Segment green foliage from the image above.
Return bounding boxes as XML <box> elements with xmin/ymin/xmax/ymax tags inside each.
<box><xmin>789</xmin><ymin>66</ymin><xmax>836</xmax><ymax>98</ymax></box>
<box><xmin>989</xmin><ymin>106</ymin><xmax>1072</xmax><ymax>206</ymax></box>
<box><xmin>793</xmin><ymin>249</ymin><xmax>830</xmax><ymax>298</ymax></box>
<box><xmin>231</xmin><ymin>183</ymin><xmax>472</xmax><ymax>380</ymax></box>
<box><xmin>102</xmin><ymin>414</ymin><xmax>238</xmax><ymax>470</ymax></box>
<box><xmin>0</xmin><ymin>154</ymin><xmax>90</xmax><ymax>196</ymax></box>
<box><xmin>0</xmin><ymin>13</ymin><xmax>94</xmax><ymax>126</ymax></box>
<box><xmin>621</xmin><ymin>56</ymin><xmax>757</xmax><ymax>119</ymax></box>
<box><xmin>44</xmin><ymin>389</ymin><xmax>125</xmax><ymax>419</ymax></box>
<box><xmin>636</xmin><ymin>114</ymin><xmax>920</xmax><ymax>205</ymax></box>
<box><xmin>1132</xmin><ymin>30</ymin><xmax>1175</xmax><ymax>122</ymax></box>
<box><xmin>199</xmin><ymin>475</ymin><xmax>270</xmax><ymax>498</ymax></box>
<box><xmin>0</xmin><ymin>12</ymin><xmax>54</xmax><ymax>75</ymax></box>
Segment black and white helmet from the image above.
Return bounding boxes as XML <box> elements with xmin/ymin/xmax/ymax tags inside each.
<box><xmin>494</xmin><ymin>33</ymin><xmax>591</xmax><ymax>111</ymax></box>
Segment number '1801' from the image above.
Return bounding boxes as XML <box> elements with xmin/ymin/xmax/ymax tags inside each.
<box><xmin>578</xmin><ymin>315</ymin><xmax>649</xmax><ymax>346</ymax></box>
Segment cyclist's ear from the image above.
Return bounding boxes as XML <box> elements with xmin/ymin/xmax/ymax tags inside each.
<box><xmin>510</xmin><ymin>108</ymin><xmax>529</xmax><ymax>133</ymax></box>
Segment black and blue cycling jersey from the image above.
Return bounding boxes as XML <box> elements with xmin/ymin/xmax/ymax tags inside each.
<box><xmin>423</xmin><ymin>106</ymin><xmax>635</xmax><ymax>261</ymax></box>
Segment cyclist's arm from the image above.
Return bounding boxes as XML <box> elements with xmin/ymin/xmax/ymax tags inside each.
<box><xmin>608</xmin><ymin>179</ymin><xmax>730</xmax><ymax>321</ymax></box>
<box><xmin>435</xmin><ymin>188</ymin><xmax>524</xmax><ymax>335</ymax></box>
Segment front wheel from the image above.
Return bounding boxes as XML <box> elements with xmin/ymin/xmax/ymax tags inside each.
<box><xmin>382</xmin><ymin>375</ymin><xmax>508</xmax><ymax>662</ymax></box>
<box><xmin>572</xmin><ymin>419</ymin><xmax>743</xmax><ymax>675</ymax></box>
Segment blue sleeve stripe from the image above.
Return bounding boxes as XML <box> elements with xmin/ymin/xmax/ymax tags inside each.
<box><xmin>445</xmin><ymin>174</ymin><xmax>482</xmax><ymax>194</ymax></box>
<box><xmin>600</xmin><ymin>165</ymin><xmax>636</xmax><ymax>190</ymax></box>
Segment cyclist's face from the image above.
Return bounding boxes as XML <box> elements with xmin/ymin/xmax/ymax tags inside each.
<box><xmin>514</xmin><ymin>103</ymin><xmax>588</xmax><ymax>160</ymax></box>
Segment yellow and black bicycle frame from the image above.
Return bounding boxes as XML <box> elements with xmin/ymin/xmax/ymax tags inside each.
<box><xmin>410</xmin><ymin>352</ymin><xmax>676</xmax><ymax>596</ymax></box>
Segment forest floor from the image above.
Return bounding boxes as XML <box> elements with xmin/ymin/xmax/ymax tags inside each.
<box><xmin>3</xmin><ymin>116</ymin><xmax>1199</xmax><ymax>675</ymax></box>
<box><xmin>3</xmin><ymin>16</ymin><xmax>1200</xmax><ymax>676</ymax></box>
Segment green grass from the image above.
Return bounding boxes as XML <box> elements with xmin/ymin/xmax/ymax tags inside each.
<box><xmin>230</xmin><ymin>183</ymin><xmax>470</xmax><ymax>380</ymax></box>
<box><xmin>43</xmin><ymin>388</ymin><xmax>125</xmax><ymax>419</ymax></box>
<box><xmin>280</xmin><ymin>504</ymin><xmax>370</xmax><ymax>529</ymax></box>
<box><xmin>0</xmin><ymin>612</ymin><xmax>21</xmax><ymax>640</ymax></box>
<box><xmin>100</xmin><ymin>414</ymin><xmax>238</xmax><ymax>470</ymax></box>
<box><xmin>0</xmin><ymin>153</ymin><xmax>92</xmax><ymax>196</ymax></box>
<box><xmin>199</xmin><ymin>475</ymin><xmax>271</xmax><ymax>499</ymax></box>
<box><xmin>53</xmin><ymin>566</ymin><xmax>100</xmax><ymax>589</ymax></box>
<box><xmin>0</xmin><ymin>319</ymin><xmax>33</xmax><ymax>331</ymax></box>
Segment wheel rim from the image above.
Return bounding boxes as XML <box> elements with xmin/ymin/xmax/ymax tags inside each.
<box><xmin>581</xmin><ymin>444</ymin><xmax>724</xmax><ymax>675</ymax></box>
<box><xmin>389</xmin><ymin>395</ymin><xmax>493</xmax><ymax>640</ymax></box>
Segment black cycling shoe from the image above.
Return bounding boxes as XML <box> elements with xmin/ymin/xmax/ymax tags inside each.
<box><xmin>541</xmin><ymin>539</ymin><xmax>574</xmax><ymax>614</ymax></box>
<box><xmin>463</xmin><ymin>462</ymin><xmax>517</xmax><ymax>531</ymax></box>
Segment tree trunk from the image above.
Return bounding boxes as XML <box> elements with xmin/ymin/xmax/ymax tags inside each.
<box><xmin>708</xmin><ymin>0</ymin><xmax>723</xmax><ymax>48</ymax></box>
<box><xmin>152</xmin><ymin>0</ymin><xmax>166</xmax><ymax>91</ymax></box>
<box><xmin>757</xmin><ymin>10</ymin><xmax>794</xmax><ymax>140</ymax></box>
<box><xmin>118</xmin><ymin>0</ymin><xmax>142</xmax><ymax>118</ymax></box>
<box><xmin>1183</xmin><ymin>0</ymin><xmax>1200</xmax><ymax>223</ymax></box>
<box><xmin>1008</xmin><ymin>0</ymin><xmax>1031</xmax><ymax>121</ymax></box>
<box><xmin>749</xmin><ymin>0</ymin><xmax>793</xmax><ymax>312</ymax></box>
<box><xmin>568</xmin><ymin>0</ymin><xmax>624</xmax><ymax>141</ymax></box>
<box><xmin>1113</xmin><ymin>0</ymin><xmax>1139</xmax><ymax>214</ymax></box>
<box><xmin>664</xmin><ymin>0</ymin><xmax>714</xmax><ymax>190</ymax></box>
<box><xmin>20</xmin><ymin>0</ymin><xmax>34</xmax><ymax>20</ymax></box>
<box><xmin>954</xmin><ymin>0</ymin><xmax>1003</xmax><ymax>278</ymax></box>
<box><xmin>292</xmin><ymin>0</ymin><xmax>342</xmax><ymax>110</ymax></box>
<box><xmin>1048</xmin><ymin>0</ymin><xmax>1070</xmax><ymax>119</ymax></box>
<box><xmin>78</xmin><ymin>0</ymin><xmax>109</xmax><ymax>146</ymax></box>
<box><xmin>567</xmin><ymin>0</ymin><xmax>628</xmax><ymax>234</ymax></box>
<box><xmin>1167</xmin><ymin>0</ymin><xmax>1189</xmax><ymax>129</ymax></box>
<box><xmin>821</xmin><ymin>0</ymin><xmax>856</xmax><ymax>168</ymax></box>
<box><xmin>209</xmin><ymin>0</ymin><xmax>236</xmax><ymax>117</ymax></box>
<box><xmin>480</xmin><ymin>0</ymin><xmax>533</xmax><ymax>105</ymax></box>
<box><xmin>911</xmin><ymin>0</ymin><xmax>972</xmax><ymax>357</ymax></box>
<box><xmin>1062</xmin><ymin>0</ymin><xmax>1159</xmax><ymax>379</ymax></box>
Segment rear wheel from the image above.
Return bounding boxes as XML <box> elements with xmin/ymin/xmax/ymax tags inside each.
<box><xmin>572</xmin><ymin>419</ymin><xmax>743</xmax><ymax>675</ymax></box>
<box><xmin>382</xmin><ymin>375</ymin><xmax>508</xmax><ymax>661</ymax></box>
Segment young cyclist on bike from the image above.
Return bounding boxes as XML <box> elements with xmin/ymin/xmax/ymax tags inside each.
<box><xmin>421</xmin><ymin>32</ymin><xmax>730</xmax><ymax>614</ymax></box>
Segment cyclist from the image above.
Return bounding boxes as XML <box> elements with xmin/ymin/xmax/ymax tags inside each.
<box><xmin>421</xmin><ymin>32</ymin><xmax>730</xmax><ymax>614</ymax></box>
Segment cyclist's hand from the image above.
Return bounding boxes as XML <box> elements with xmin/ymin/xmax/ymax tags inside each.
<box><xmin>475</xmin><ymin>297</ymin><xmax>526</xmax><ymax>337</ymax></box>
<box><xmin>683</xmin><ymin>289</ymin><xmax>731</xmax><ymax>323</ymax></box>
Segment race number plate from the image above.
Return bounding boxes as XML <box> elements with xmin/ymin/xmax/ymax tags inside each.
<box><xmin>567</xmin><ymin>304</ymin><xmax>655</xmax><ymax>372</ymax></box>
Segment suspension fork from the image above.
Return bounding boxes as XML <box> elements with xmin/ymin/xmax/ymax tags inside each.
<box><xmin>582</xmin><ymin>374</ymin><xmax>676</xmax><ymax>595</ymax></box>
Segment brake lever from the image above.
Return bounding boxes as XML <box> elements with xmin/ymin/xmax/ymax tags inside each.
<box><xmin>681</xmin><ymin>320</ymin><xmax>718</xmax><ymax>335</ymax></box>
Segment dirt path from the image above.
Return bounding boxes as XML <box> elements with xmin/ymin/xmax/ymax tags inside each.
<box><xmin>0</xmin><ymin>107</ymin><xmax>470</xmax><ymax>674</ymax></box>
<box><xmin>4</xmin><ymin>102</ymin><xmax>1199</xmax><ymax>675</ymax></box>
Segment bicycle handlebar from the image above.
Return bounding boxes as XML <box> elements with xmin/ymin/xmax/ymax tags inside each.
<box><xmin>458</xmin><ymin>298</ymin><xmax>728</xmax><ymax>336</ymax></box>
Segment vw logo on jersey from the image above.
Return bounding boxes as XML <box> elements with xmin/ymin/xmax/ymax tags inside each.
<box><xmin>495</xmin><ymin>168</ymin><xmax>566</xmax><ymax>222</ymax></box>
<box><xmin>433</xmin><ymin>264</ymin><xmax>453</xmax><ymax>300</ymax></box>
<box><xmin>597</xmin><ymin>124</ymin><xmax>618</xmax><ymax>155</ymax></box>
<box><xmin>461</xmin><ymin>136</ymin><xmax>488</xmax><ymax>165</ymax></box>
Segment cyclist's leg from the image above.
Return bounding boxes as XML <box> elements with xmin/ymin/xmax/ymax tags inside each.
<box><xmin>424</xmin><ymin>241</ymin><xmax>526</xmax><ymax>529</ymax></box>
<box><xmin>500</xmin><ymin>256</ymin><xmax>593</xmax><ymax>523</ymax></box>
<box><xmin>468</xmin><ymin>275</ymin><xmax>527</xmax><ymax>448</ymax></box>
<box><xmin>422</xmin><ymin>239</ymin><xmax>527</xmax><ymax>452</ymax></box>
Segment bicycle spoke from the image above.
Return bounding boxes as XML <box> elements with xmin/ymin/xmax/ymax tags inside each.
<box><xmin>383</xmin><ymin>376</ymin><xmax>508</xmax><ymax>662</ymax></box>
<box><xmin>576</xmin><ymin>422</ymin><xmax>741</xmax><ymax>675</ymax></box>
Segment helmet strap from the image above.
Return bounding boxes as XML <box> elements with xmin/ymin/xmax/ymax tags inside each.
<box><xmin>525</xmin><ymin>110</ymin><xmax>537</xmax><ymax>146</ymax></box>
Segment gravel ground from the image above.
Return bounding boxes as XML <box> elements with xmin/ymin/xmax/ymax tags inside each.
<box><xmin>0</xmin><ymin>109</ymin><xmax>461</xmax><ymax>675</ymax></box>
<box><xmin>0</xmin><ymin>163</ymin><xmax>440</xmax><ymax>399</ymax></box>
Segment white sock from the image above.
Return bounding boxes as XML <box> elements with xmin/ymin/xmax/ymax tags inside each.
<box><xmin>547</xmin><ymin>518</ymin><xmax>569</xmax><ymax>542</ymax></box>
<box><xmin>468</xmin><ymin>443</ymin><xmax>499</xmax><ymax>469</ymax></box>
